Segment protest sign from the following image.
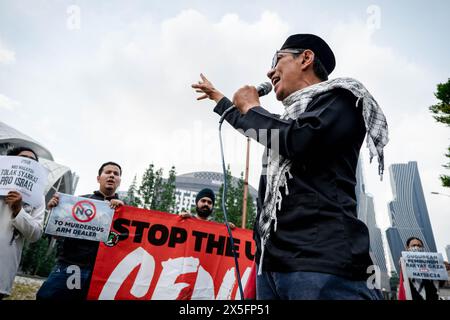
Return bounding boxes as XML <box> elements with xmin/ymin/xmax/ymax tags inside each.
<box><xmin>0</xmin><ymin>155</ymin><xmax>48</xmax><ymax>207</ymax></box>
<box><xmin>45</xmin><ymin>193</ymin><xmax>115</xmax><ymax>242</ymax></box>
<box><xmin>88</xmin><ymin>206</ymin><xmax>256</xmax><ymax>300</ymax></box>
<box><xmin>401</xmin><ymin>251</ymin><xmax>449</xmax><ymax>281</ymax></box>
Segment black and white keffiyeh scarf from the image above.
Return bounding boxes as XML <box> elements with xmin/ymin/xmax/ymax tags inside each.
<box><xmin>257</xmin><ymin>77</ymin><xmax>389</xmax><ymax>275</ymax></box>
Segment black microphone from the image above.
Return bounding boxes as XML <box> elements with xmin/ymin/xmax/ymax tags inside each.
<box><xmin>219</xmin><ymin>82</ymin><xmax>273</xmax><ymax>124</ymax></box>
<box><xmin>256</xmin><ymin>82</ymin><xmax>273</xmax><ymax>97</ymax></box>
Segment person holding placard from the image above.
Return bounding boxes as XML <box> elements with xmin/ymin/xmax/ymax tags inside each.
<box><xmin>398</xmin><ymin>237</ymin><xmax>447</xmax><ymax>300</ymax></box>
<box><xmin>0</xmin><ymin>147</ymin><xmax>45</xmax><ymax>299</ymax></box>
<box><xmin>36</xmin><ymin>161</ymin><xmax>124</xmax><ymax>300</ymax></box>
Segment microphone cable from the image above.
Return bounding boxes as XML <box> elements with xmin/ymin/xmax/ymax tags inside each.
<box><xmin>215</xmin><ymin>83</ymin><xmax>271</xmax><ymax>300</ymax></box>
<box><xmin>218</xmin><ymin>105</ymin><xmax>245</xmax><ymax>300</ymax></box>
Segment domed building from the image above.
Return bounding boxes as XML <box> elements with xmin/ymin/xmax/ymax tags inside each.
<box><xmin>174</xmin><ymin>171</ymin><xmax>257</xmax><ymax>213</ymax></box>
<box><xmin>0</xmin><ymin>121</ymin><xmax>78</xmax><ymax>207</ymax></box>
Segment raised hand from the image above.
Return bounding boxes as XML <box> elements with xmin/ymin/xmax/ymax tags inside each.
<box><xmin>191</xmin><ymin>73</ymin><xmax>225</xmax><ymax>103</ymax></box>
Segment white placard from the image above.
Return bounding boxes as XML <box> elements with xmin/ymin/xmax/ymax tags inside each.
<box><xmin>0</xmin><ymin>155</ymin><xmax>48</xmax><ymax>207</ymax></box>
<box><xmin>45</xmin><ymin>193</ymin><xmax>115</xmax><ymax>242</ymax></box>
<box><xmin>401</xmin><ymin>251</ymin><xmax>449</xmax><ymax>281</ymax></box>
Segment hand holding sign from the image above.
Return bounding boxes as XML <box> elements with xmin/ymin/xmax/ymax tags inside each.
<box><xmin>45</xmin><ymin>193</ymin><xmax>115</xmax><ymax>242</ymax></box>
<box><xmin>47</xmin><ymin>193</ymin><xmax>60</xmax><ymax>209</ymax></box>
<box><xmin>5</xmin><ymin>190</ymin><xmax>23</xmax><ymax>217</ymax></box>
<box><xmin>179</xmin><ymin>212</ymin><xmax>193</xmax><ymax>219</ymax></box>
<box><xmin>108</xmin><ymin>199</ymin><xmax>124</xmax><ymax>209</ymax></box>
<box><xmin>0</xmin><ymin>156</ymin><xmax>48</xmax><ymax>207</ymax></box>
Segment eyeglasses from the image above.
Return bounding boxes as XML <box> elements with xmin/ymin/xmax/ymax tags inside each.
<box><xmin>271</xmin><ymin>48</ymin><xmax>305</xmax><ymax>69</ymax></box>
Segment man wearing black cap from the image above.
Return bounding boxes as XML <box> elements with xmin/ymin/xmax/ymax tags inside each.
<box><xmin>192</xmin><ymin>34</ymin><xmax>388</xmax><ymax>300</ymax></box>
<box><xmin>180</xmin><ymin>188</ymin><xmax>216</xmax><ymax>221</ymax></box>
<box><xmin>180</xmin><ymin>188</ymin><xmax>236</xmax><ymax>229</ymax></box>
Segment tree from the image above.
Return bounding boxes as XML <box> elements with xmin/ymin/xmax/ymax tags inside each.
<box><xmin>138</xmin><ymin>163</ymin><xmax>176</xmax><ymax>212</ymax></box>
<box><xmin>125</xmin><ymin>175</ymin><xmax>142</xmax><ymax>207</ymax></box>
<box><xmin>214</xmin><ymin>166</ymin><xmax>257</xmax><ymax>229</ymax></box>
<box><xmin>158</xmin><ymin>166</ymin><xmax>177</xmax><ymax>213</ymax></box>
<box><xmin>214</xmin><ymin>165</ymin><xmax>237</xmax><ymax>225</ymax></box>
<box><xmin>246</xmin><ymin>194</ymin><xmax>256</xmax><ymax>229</ymax></box>
<box><xmin>440</xmin><ymin>147</ymin><xmax>450</xmax><ymax>187</ymax></box>
<box><xmin>151</xmin><ymin>168</ymin><xmax>164</xmax><ymax>210</ymax></box>
<box><xmin>429</xmin><ymin>78</ymin><xmax>450</xmax><ymax>187</ymax></box>
<box><xmin>139</xmin><ymin>163</ymin><xmax>156</xmax><ymax>209</ymax></box>
<box><xmin>234</xmin><ymin>172</ymin><xmax>257</xmax><ymax>229</ymax></box>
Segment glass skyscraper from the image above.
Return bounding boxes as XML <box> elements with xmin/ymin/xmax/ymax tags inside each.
<box><xmin>385</xmin><ymin>161</ymin><xmax>437</xmax><ymax>273</ymax></box>
<box><xmin>356</xmin><ymin>160</ymin><xmax>390</xmax><ymax>291</ymax></box>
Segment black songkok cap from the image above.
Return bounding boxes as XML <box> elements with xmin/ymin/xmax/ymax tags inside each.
<box><xmin>280</xmin><ymin>34</ymin><xmax>336</xmax><ymax>75</ymax></box>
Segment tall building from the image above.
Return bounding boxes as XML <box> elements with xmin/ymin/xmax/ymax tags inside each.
<box><xmin>446</xmin><ymin>245</ymin><xmax>450</xmax><ymax>262</ymax></box>
<box><xmin>385</xmin><ymin>161</ymin><xmax>437</xmax><ymax>273</ymax></box>
<box><xmin>356</xmin><ymin>160</ymin><xmax>390</xmax><ymax>291</ymax></box>
<box><xmin>174</xmin><ymin>171</ymin><xmax>257</xmax><ymax>214</ymax></box>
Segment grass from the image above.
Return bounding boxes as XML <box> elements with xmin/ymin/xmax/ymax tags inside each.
<box><xmin>4</xmin><ymin>276</ymin><xmax>44</xmax><ymax>300</ymax></box>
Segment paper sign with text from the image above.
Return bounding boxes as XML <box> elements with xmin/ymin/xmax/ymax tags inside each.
<box><xmin>45</xmin><ymin>193</ymin><xmax>114</xmax><ymax>242</ymax></box>
<box><xmin>401</xmin><ymin>251</ymin><xmax>449</xmax><ymax>281</ymax></box>
<box><xmin>0</xmin><ymin>155</ymin><xmax>48</xmax><ymax>207</ymax></box>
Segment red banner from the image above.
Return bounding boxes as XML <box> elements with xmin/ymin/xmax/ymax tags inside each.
<box><xmin>88</xmin><ymin>206</ymin><xmax>256</xmax><ymax>300</ymax></box>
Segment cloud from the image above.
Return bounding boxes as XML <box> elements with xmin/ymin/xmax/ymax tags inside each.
<box><xmin>29</xmin><ymin>9</ymin><xmax>290</xmax><ymax>194</ymax></box>
<box><xmin>0</xmin><ymin>40</ymin><xmax>15</xmax><ymax>64</ymax></box>
<box><xmin>0</xmin><ymin>94</ymin><xmax>19</xmax><ymax>110</ymax></box>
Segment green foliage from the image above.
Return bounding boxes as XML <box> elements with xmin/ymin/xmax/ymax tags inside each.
<box><xmin>150</xmin><ymin>168</ymin><xmax>164</xmax><ymax>210</ymax></box>
<box><xmin>139</xmin><ymin>163</ymin><xmax>156</xmax><ymax>209</ymax></box>
<box><xmin>441</xmin><ymin>174</ymin><xmax>450</xmax><ymax>188</ymax></box>
<box><xmin>125</xmin><ymin>175</ymin><xmax>142</xmax><ymax>207</ymax></box>
<box><xmin>214</xmin><ymin>165</ymin><xmax>256</xmax><ymax>229</ymax></box>
<box><xmin>429</xmin><ymin>78</ymin><xmax>450</xmax><ymax>125</ymax></box>
<box><xmin>440</xmin><ymin>147</ymin><xmax>450</xmax><ymax>187</ymax></box>
<box><xmin>158</xmin><ymin>166</ymin><xmax>177</xmax><ymax>213</ymax></box>
<box><xmin>429</xmin><ymin>79</ymin><xmax>450</xmax><ymax>187</ymax></box>
<box><xmin>214</xmin><ymin>165</ymin><xmax>233</xmax><ymax>224</ymax></box>
<box><xmin>136</xmin><ymin>163</ymin><xmax>177</xmax><ymax>212</ymax></box>
<box><xmin>20</xmin><ymin>237</ymin><xmax>56</xmax><ymax>277</ymax></box>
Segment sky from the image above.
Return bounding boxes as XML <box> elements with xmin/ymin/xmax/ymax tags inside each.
<box><xmin>1</xmin><ymin>0</ymin><xmax>449</xmax><ymax>270</ymax></box>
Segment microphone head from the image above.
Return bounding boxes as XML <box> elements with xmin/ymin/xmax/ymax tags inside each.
<box><xmin>256</xmin><ymin>82</ymin><xmax>273</xmax><ymax>97</ymax></box>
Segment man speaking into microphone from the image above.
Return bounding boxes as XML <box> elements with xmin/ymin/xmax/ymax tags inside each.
<box><xmin>192</xmin><ymin>34</ymin><xmax>388</xmax><ymax>300</ymax></box>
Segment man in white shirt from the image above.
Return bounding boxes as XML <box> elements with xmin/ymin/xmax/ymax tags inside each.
<box><xmin>0</xmin><ymin>147</ymin><xmax>45</xmax><ymax>299</ymax></box>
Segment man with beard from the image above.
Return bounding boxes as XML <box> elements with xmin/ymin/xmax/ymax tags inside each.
<box><xmin>180</xmin><ymin>188</ymin><xmax>216</xmax><ymax>221</ymax></box>
<box><xmin>179</xmin><ymin>188</ymin><xmax>236</xmax><ymax>229</ymax></box>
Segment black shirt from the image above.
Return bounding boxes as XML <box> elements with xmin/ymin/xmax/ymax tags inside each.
<box><xmin>214</xmin><ymin>88</ymin><xmax>374</xmax><ymax>280</ymax></box>
<box><xmin>56</xmin><ymin>191</ymin><xmax>119</xmax><ymax>268</ymax></box>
